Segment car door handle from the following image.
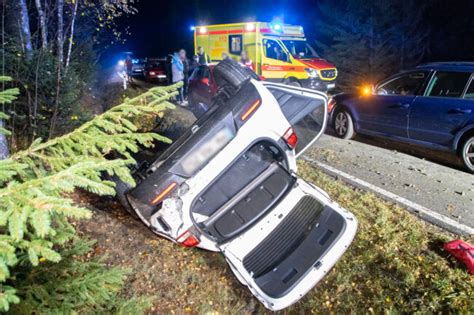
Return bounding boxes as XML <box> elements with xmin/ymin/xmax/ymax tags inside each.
<box><xmin>389</xmin><ymin>103</ymin><xmax>410</xmax><ymax>109</ymax></box>
<box><xmin>447</xmin><ymin>108</ymin><xmax>472</xmax><ymax>114</ymax></box>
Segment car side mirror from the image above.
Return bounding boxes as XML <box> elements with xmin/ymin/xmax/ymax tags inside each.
<box><xmin>201</xmin><ymin>77</ymin><xmax>210</xmax><ymax>85</ymax></box>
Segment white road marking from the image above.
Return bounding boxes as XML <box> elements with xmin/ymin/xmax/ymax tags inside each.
<box><xmin>302</xmin><ymin>156</ymin><xmax>474</xmax><ymax>236</ymax></box>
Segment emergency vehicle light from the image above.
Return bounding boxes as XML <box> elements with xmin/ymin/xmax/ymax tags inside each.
<box><xmin>190</xmin><ymin>25</ymin><xmax>195</xmax><ymax>31</ymax></box>
<box><xmin>198</xmin><ymin>27</ymin><xmax>207</xmax><ymax>34</ymax></box>
<box><xmin>245</xmin><ymin>23</ymin><xmax>255</xmax><ymax>31</ymax></box>
<box><xmin>271</xmin><ymin>23</ymin><xmax>283</xmax><ymax>32</ymax></box>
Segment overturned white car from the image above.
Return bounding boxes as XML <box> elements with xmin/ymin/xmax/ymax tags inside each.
<box><xmin>117</xmin><ymin>59</ymin><xmax>357</xmax><ymax>310</ymax></box>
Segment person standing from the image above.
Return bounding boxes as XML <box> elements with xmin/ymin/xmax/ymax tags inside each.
<box><xmin>239</xmin><ymin>51</ymin><xmax>254</xmax><ymax>70</ymax></box>
<box><xmin>195</xmin><ymin>46</ymin><xmax>210</xmax><ymax>65</ymax></box>
<box><xmin>179</xmin><ymin>49</ymin><xmax>190</xmax><ymax>100</ymax></box>
<box><xmin>171</xmin><ymin>52</ymin><xmax>185</xmax><ymax>105</ymax></box>
<box><xmin>125</xmin><ymin>55</ymin><xmax>133</xmax><ymax>81</ymax></box>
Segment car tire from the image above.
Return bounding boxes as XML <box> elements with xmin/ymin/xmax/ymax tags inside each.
<box><xmin>213</xmin><ymin>58</ymin><xmax>256</xmax><ymax>89</ymax></box>
<box><xmin>333</xmin><ymin>110</ymin><xmax>356</xmax><ymax>140</ymax></box>
<box><xmin>113</xmin><ymin>175</ymin><xmax>139</xmax><ymax>218</ymax></box>
<box><xmin>460</xmin><ymin>135</ymin><xmax>474</xmax><ymax>173</ymax></box>
<box><xmin>284</xmin><ymin>78</ymin><xmax>301</xmax><ymax>87</ymax></box>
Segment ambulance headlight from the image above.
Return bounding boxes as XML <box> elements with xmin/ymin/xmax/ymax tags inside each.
<box><xmin>305</xmin><ymin>68</ymin><xmax>319</xmax><ymax>78</ymax></box>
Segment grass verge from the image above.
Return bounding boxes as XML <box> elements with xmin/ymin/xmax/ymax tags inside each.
<box><xmin>293</xmin><ymin>161</ymin><xmax>473</xmax><ymax>313</ymax></box>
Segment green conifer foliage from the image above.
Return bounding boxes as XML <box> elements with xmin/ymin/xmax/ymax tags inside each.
<box><xmin>0</xmin><ymin>77</ymin><xmax>180</xmax><ymax>312</ymax></box>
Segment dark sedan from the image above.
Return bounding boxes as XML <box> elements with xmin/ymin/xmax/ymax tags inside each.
<box><xmin>330</xmin><ymin>62</ymin><xmax>474</xmax><ymax>172</ymax></box>
<box><xmin>144</xmin><ymin>58</ymin><xmax>168</xmax><ymax>82</ymax></box>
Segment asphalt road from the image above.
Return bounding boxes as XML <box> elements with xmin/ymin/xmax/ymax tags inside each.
<box><xmin>305</xmin><ymin>134</ymin><xmax>474</xmax><ymax>228</ymax></box>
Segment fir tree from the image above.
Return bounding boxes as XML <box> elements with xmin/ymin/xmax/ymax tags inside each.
<box><xmin>0</xmin><ymin>77</ymin><xmax>181</xmax><ymax>312</ymax></box>
<box><xmin>315</xmin><ymin>0</ymin><xmax>429</xmax><ymax>91</ymax></box>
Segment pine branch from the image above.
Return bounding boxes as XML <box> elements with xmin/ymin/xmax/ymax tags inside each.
<box><xmin>0</xmin><ymin>83</ymin><xmax>180</xmax><ymax>312</ymax></box>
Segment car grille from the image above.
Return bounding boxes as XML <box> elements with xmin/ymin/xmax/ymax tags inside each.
<box><xmin>320</xmin><ymin>69</ymin><xmax>337</xmax><ymax>79</ymax></box>
<box><xmin>243</xmin><ymin>196</ymin><xmax>324</xmax><ymax>278</ymax></box>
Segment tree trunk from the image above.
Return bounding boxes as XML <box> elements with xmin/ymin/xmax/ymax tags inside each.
<box><xmin>65</xmin><ymin>0</ymin><xmax>79</xmax><ymax>70</ymax></box>
<box><xmin>0</xmin><ymin>120</ymin><xmax>9</xmax><ymax>160</ymax></box>
<box><xmin>34</xmin><ymin>0</ymin><xmax>48</xmax><ymax>49</ymax></box>
<box><xmin>18</xmin><ymin>0</ymin><xmax>33</xmax><ymax>60</ymax></box>
<box><xmin>57</xmin><ymin>0</ymin><xmax>64</xmax><ymax>64</ymax></box>
<box><xmin>50</xmin><ymin>0</ymin><xmax>64</xmax><ymax>137</ymax></box>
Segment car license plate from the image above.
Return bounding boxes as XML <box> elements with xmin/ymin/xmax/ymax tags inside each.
<box><xmin>181</xmin><ymin>127</ymin><xmax>234</xmax><ymax>175</ymax></box>
<box><xmin>327</xmin><ymin>83</ymin><xmax>336</xmax><ymax>89</ymax></box>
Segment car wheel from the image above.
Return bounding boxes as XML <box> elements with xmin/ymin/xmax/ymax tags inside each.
<box><xmin>461</xmin><ymin>135</ymin><xmax>474</xmax><ymax>173</ymax></box>
<box><xmin>284</xmin><ymin>78</ymin><xmax>301</xmax><ymax>87</ymax></box>
<box><xmin>213</xmin><ymin>58</ymin><xmax>254</xmax><ymax>89</ymax></box>
<box><xmin>113</xmin><ymin>175</ymin><xmax>139</xmax><ymax>218</ymax></box>
<box><xmin>334</xmin><ymin>110</ymin><xmax>355</xmax><ymax>139</ymax></box>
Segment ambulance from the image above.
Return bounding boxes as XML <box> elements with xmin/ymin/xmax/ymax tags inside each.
<box><xmin>193</xmin><ymin>22</ymin><xmax>337</xmax><ymax>91</ymax></box>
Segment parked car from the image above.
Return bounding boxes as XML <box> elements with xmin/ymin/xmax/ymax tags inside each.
<box><xmin>144</xmin><ymin>58</ymin><xmax>168</xmax><ymax>82</ymax></box>
<box><xmin>116</xmin><ymin>59</ymin><xmax>357</xmax><ymax>310</ymax></box>
<box><xmin>330</xmin><ymin>62</ymin><xmax>474</xmax><ymax>173</ymax></box>
<box><xmin>131</xmin><ymin>58</ymin><xmax>145</xmax><ymax>75</ymax></box>
<box><xmin>187</xmin><ymin>64</ymin><xmax>218</xmax><ymax>118</ymax></box>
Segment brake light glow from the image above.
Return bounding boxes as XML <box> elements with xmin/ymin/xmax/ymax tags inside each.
<box><xmin>177</xmin><ymin>229</ymin><xmax>200</xmax><ymax>247</ymax></box>
<box><xmin>240</xmin><ymin>99</ymin><xmax>261</xmax><ymax>121</ymax></box>
<box><xmin>151</xmin><ymin>182</ymin><xmax>177</xmax><ymax>205</ymax></box>
<box><xmin>283</xmin><ymin>127</ymin><xmax>298</xmax><ymax>149</ymax></box>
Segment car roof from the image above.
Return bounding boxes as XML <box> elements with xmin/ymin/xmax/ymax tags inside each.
<box><xmin>416</xmin><ymin>62</ymin><xmax>474</xmax><ymax>72</ymax></box>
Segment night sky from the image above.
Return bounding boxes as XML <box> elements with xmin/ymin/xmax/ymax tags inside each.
<box><xmin>117</xmin><ymin>0</ymin><xmax>474</xmax><ymax>62</ymax></box>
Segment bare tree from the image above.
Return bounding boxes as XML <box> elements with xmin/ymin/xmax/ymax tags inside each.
<box><xmin>1</xmin><ymin>2</ymin><xmax>8</xmax><ymax>159</ymax></box>
<box><xmin>57</xmin><ymin>0</ymin><xmax>64</xmax><ymax>64</ymax></box>
<box><xmin>18</xmin><ymin>0</ymin><xmax>33</xmax><ymax>60</ymax></box>
<box><xmin>65</xmin><ymin>0</ymin><xmax>79</xmax><ymax>70</ymax></box>
<box><xmin>35</xmin><ymin>0</ymin><xmax>48</xmax><ymax>49</ymax></box>
<box><xmin>51</xmin><ymin>0</ymin><xmax>65</xmax><ymax>136</ymax></box>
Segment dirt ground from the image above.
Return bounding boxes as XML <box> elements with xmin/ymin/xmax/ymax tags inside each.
<box><xmin>74</xmin><ymin>193</ymin><xmax>261</xmax><ymax>313</ymax></box>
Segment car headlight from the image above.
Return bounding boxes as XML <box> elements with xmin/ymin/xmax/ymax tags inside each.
<box><xmin>305</xmin><ymin>68</ymin><xmax>319</xmax><ymax>78</ymax></box>
<box><xmin>150</xmin><ymin>71</ymin><xmax>156</xmax><ymax>75</ymax></box>
<box><xmin>118</xmin><ymin>60</ymin><xmax>125</xmax><ymax>66</ymax></box>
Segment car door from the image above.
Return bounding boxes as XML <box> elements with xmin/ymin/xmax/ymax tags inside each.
<box><xmin>261</xmin><ymin>38</ymin><xmax>291</xmax><ymax>81</ymax></box>
<box><xmin>262</xmin><ymin>82</ymin><xmax>327</xmax><ymax>157</ymax></box>
<box><xmin>357</xmin><ymin>71</ymin><xmax>429</xmax><ymax>138</ymax></box>
<box><xmin>188</xmin><ymin>66</ymin><xmax>214</xmax><ymax>116</ymax></box>
<box><xmin>218</xmin><ymin>175</ymin><xmax>357</xmax><ymax>311</ymax></box>
<box><xmin>409</xmin><ymin>71</ymin><xmax>473</xmax><ymax>148</ymax></box>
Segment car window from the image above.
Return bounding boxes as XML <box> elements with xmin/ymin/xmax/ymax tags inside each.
<box><xmin>190</xmin><ymin>66</ymin><xmax>210</xmax><ymax>81</ymax></box>
<box><xmin>424</xmin><ymin>71</ymin><xmax>471</xmax><ymax>98</ymax></box>
<box><xmin>376</xmin><ymin>71</ymin><xmax>427</xmax><ymax>96</ymax></box>
<box><xmin>229</xmin><ymin>35</ymin><xmax>243</xmax><ymax>55</ymax></box>
<box><xmin>465</xmin><ymin>78</ymin><xmax>474</xmax><ymax>99</ymax></box>
<box><xmin>263</xmin><ymin>39</ymin><xmax>289</xmax><ymax>62</ymax></box>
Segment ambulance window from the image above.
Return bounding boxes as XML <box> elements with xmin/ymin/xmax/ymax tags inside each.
<box><xmin>229</xmin><ymin>35</ymin><xmax>243</xmax><ymax>55</ymax></box>
<box><xmin>263</xmin><ymin>39</ymin><xmax>288</xmax><ymax>62</ymax></box>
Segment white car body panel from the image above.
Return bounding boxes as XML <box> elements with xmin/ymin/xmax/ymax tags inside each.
<box><xmin>220</xmin><ymin>179</ymin><xmax>357</xmax><ymax>310</ymax></box>
<box><xmin>143</xmin><ymin>78</ymin><xmax>357</xmax><ymax>310</ymax></box>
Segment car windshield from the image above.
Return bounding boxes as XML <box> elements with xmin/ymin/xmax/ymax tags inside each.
<box><xmin>281</xmin><ymin>40</ymin><xmax>319</xmax><ymax>59</ymax></box>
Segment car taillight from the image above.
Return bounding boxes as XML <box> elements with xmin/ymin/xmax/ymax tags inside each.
<box><xmin>240</xmin><ymin>99</ymin><xmax>261</xmax><ymax>121</ymax></box>
<box><xmin>151</xmin><ymin>182</ymin><xmax>177</xmax><ymax>205</ymax></box>
<box><xmin>283</xmin><ymin>127</ymin><xmax>298</xmax><ymax>149</ymax></box>
<box><xmin>328</xmin><ymin>97</ymin><xmax>336</xmax><ymax>113</ymax></box>
<box><xmin>177</xmin><ymin>228</ymin><xmax>200</xmax><ymax>247</ymax></box>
